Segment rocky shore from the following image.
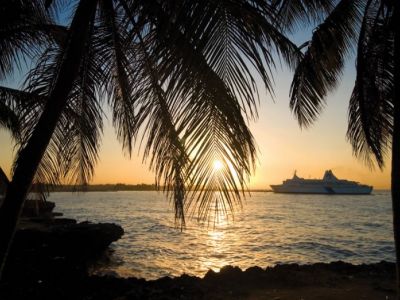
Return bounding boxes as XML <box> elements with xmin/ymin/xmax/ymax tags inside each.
<box><xmin>0</xmin><ymin>218</ymin><xmax>396</xmax><ymax>299</ymax></box>
<box><xmin>0</xmin><ymin>260</ymin><xmax>395</xmax><ymax>299</ymax></box>
<box><xmin>0</xmin><ymin>217</ymin><xmax>124</xmax><ymax>296</ymax></box>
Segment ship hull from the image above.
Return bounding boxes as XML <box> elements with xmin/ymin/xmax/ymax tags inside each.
<box><xmin>270</xmin><ymin>185</ymin><xmax>373</xmax><ymax>195</ymax></box>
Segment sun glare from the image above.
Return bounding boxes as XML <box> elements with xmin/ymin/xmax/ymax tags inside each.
<box><xmin>213</xmin><ymin>160</ymin><xmax>223</xmax><ymax>171</ymax></box>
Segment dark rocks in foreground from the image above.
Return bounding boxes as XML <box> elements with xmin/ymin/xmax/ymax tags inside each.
<box><xmin>2</xmin><ymin>218</ymin><xmax>123</xmax><ymax>283</ymax></box>
<box><xmin>1</xmin><ymin>259</ymin><xmax>396</xmax><ymax>299</ymax></box>
<box><xmin>14</xmin><ymin>218</ymin><xmax>124</xmax><ymax>258</ymax></box>
<box><xmin>119</xmin><ymin>261</ymin><xmax>396</xmax><ymax>300</ymax></box>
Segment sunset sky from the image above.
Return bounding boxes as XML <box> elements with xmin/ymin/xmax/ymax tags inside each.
<box><xmin>0</xmin><ymin>57</ymin><xmax>391</xmax><ymax>190</ymax></box>
<box><xmin>0</xmin><ymin>22</ymin><xmax>391</xmax><ymax>190</ymax></box>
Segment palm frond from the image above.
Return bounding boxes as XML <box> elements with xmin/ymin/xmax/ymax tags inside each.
<box><xmin>0</xmin><ymin>101</ymin><xmax>19</xmax><ymax>137</ymax></box>
<box><xmin>199</xmin><ymin>0</ymin><xmax>303</xmax><ymax>115</ymax></box>
<box><xmin>98</xmin><ymin>0</ymin><xmax>136</xmax><ymax>156</ymax></box>
<box><xmin>271</xmin><ymin>0</ymin><xmax>334</xmax><ymax>31</ymax></box>
<box><xmin>59</xmin><ymin>39</ymin><xmax>104</xmax><ymax>185</ymax></box>
<box><xmin>0</xmin><ymin>86</ymin><xmax>34</xmax><ymax>140</ymax></box>
<box><xmin>347</xmin><ymin>0</ymin><xmax>394</xmax><ymax>169</ymax></box>
<box><xmin>143</xmin><ymin>0</ymin><xmax>301</xmax><ymax>119</ymax></box>
<box><xmin>130</xmin><ymin>1</ymin><xmax>258</xmax><ymax>223</ymax></box>
<box><xmin>0</xmin><ymin>0</ymin><xmax>54</xmax><ymax>79</ymax></box>
<box><xmin>120</xmin><ymin>1</ymin><xmax>190</xmax><ymax>227</ymax></box>
<box><xmin>290</xmin><ymin>0</ymin><xmax>364</xmax><ymax>127</ymax></box>
<box><xmin>19</xmin><ymin>8</ymin><xmax>104</xmax><ymax>186</ymax></box>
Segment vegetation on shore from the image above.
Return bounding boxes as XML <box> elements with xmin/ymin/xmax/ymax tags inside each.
<box><xmin>52</xmin><ymin>184</ymin><xmax>157</xmax><ymax>192</ymax></box>
<box><xmin>47</xmin><ymin>184</ymin><xmax>271</xmax><ymax>192</ymax></box>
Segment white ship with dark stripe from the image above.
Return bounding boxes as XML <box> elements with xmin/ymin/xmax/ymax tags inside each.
<box><xmin>270</xmin><ymin>170</ymin><xmax>373</xmax><ymax>194</ymax></box>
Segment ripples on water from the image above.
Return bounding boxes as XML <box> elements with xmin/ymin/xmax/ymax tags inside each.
<box><xmin>49</xmin><ymin>191</ymin><xmax>395</xmax><ymax>279</ymax></box>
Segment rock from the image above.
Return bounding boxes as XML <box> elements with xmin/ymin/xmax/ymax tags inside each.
<box><xmin>219</xmin><ymin>265</ymin><xmax>242</xmax><ymax>277</ymax></box>
<box><xmin>3</xmin><ymin>220</ymin><xmax>124</xmax><ymax>283</ymax></box>
<box><xmin>12</xmin><ymin>221</ymin><xmax>123</xmax><ymax>257</ymax></box>
<box><xmin>22</xmin><ymin>200</ymin><xmax>55</xmax><ymax>218</ymax></box>
<box><xmin>244</xmin><ymin>266</ymin><xmax>267</xmax><ymax>284</ymax></box>
<box><xmin>203</xmin><ymin>269</ymin><xmax>217</xmax><ymax>280</ymax></box>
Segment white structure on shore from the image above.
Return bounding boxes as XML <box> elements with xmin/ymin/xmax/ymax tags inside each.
<box><xmin>270</xmin><ymin>170</ymin><xmax>373</xmax><ymax>194</ymax></box>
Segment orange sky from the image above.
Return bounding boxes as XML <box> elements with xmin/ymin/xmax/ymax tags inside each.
<box><xmin>0</xmin><ymin>61</ymin><xmax>391</xmax><ymax>189</ymax></box>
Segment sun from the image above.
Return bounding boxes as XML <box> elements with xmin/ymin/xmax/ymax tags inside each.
<box><xmin>213</xmin><ymin>160</ymin><xmax>223</xmax><ymax>171</ymax></box>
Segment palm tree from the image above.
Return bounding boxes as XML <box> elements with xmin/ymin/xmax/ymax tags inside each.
<box><xmin>285</xmin><ymin>0</ymin><xmax>398</xmax><ymax>296</ymax></box>
<box><xmin>0</xmin><ymin>0</ymin><xmax>305</xmax><ymax>277</ymax></box>
<box><xmin>0</xmin><ymin>88</ymin><xmax>22</xmax><ymax>139</ymax></box>
<box><xmin>0</xmin><ymin>0</ymin><xmax>58</xmax><ymax>137</ymax></box>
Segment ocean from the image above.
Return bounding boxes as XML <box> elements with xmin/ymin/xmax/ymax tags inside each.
<box><xmin>49</xmin><ymin>190</ymin><xmax>395</xmax><ymax>279</ymax></box>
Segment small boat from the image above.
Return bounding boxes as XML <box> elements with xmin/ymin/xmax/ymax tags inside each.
<box><xmin>270</xmin><ymin>170</ymin><xmax>373</xmax><ymax>194</ymax></box>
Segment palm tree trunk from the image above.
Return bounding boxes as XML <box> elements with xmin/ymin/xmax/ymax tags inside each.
<box><xmin>0</xmin><ymin>0</ymin><xmax>98</xmax><ymax>279</ymax></box>
<box><xmin>392</xmin><ymin>1</ymin><xmax>400</xmax><ymax>298</ymax></box>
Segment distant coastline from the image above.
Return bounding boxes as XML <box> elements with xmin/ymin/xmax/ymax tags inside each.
<box><xmin>48</xmin><ymin>184</ymin><xmax>271</xmax><ymax>192</ymax></box>
<box><xmin>51</xmin><ymin>184</ymin><xmax>157</xmax><ymax>192</ymax></box>
<box><xmin>35</xmin><ymin>184</ymin><xmax>388</xmax><ymax>193</ymax></box>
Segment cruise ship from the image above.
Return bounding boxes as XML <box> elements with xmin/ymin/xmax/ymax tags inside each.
<box><xmin>270</xmin><ymin>170</ymin><xmax>373</xmax><ymax>194</ymax></box>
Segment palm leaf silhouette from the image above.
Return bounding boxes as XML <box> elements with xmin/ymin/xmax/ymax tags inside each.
<box><xmin>290</xmin><ymin>0</ymin><xmax>363</xmax><ymax>127</ymax></box>
<box><xmin>347</xmin><ymin>0</ymin><xmax>394</xmax><ymax>168</ymax></box>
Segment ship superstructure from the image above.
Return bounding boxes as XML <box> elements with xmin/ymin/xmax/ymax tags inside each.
<box><xmin>270</xmin><ymin>170</ymin><xmax>373</xmax><ymax>194</ymax></box>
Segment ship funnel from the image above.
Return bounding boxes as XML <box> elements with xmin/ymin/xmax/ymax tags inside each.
<box><xmin>323</xmin><ymin>170</ymin><xmax>338</xmax><ymax>181</ymax></box>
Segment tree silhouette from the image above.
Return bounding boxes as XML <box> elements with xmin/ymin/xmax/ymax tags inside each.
<box><xmin>287</xmin><ymin>0</ymin><xmax>399</xmax><ymax>296</ymax></box>
<box><xmin>0</xmin><ymin>0</ymin><xmax>302</xmax><ymax>277</ymax></box>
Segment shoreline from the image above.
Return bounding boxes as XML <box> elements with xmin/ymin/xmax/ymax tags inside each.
<box><xmin>49</xmin><ymin>186</ymin><xmax>274</xmax><ymax>192</ymax></box>
<box><xmin>0</xmin><ymin>260</ymin><xmax>395</xmax><ymax>299</ymax></box>
<box><xmin>0</xmin><ymin>217</ymin><xmax>395</xmax><ymax>299</ymax></box>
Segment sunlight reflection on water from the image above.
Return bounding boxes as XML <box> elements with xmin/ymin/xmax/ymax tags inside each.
<box><xmin>49</xmin><ymin>190</ymin><xmax>395</xmax><ymax>279</ymax></box>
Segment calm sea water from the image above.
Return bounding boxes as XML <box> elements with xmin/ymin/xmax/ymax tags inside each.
<box><xmin>49</xmin><ymin>191</ymin><xmax>395</xmax><ymax>279</ymax></box>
